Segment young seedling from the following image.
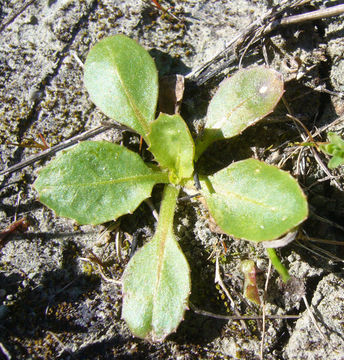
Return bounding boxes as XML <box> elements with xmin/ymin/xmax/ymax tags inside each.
<box><xmin>34</xmin><ymin>35</ymin><xmax>308</xmax><ymax>341</ymax></box>
<box><xmin>319</xmin><ymin>132</ymin><xmax>344</xmax><ymax>169</ymax></box>
<box><xmin>240</xmin><ymin>260</ymin><xmax>261</xmax><ymax>306</ymax></box>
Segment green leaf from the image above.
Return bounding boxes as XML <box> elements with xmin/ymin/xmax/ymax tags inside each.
<box><xmin>122</xmin><ymin>185</ymin><xmax>190</xmax><ymax>341</ymax></box>
<box><xmin>34</xmin><ymin>141</ymin><xmax>168</xmax><ymax>225</ymax></box>
<box><xmin>84</xmin><ymin>35</ymin><xmax>158</xmax><ymax>141</ymax></box>
<box><xmin>200</xmin><ymin>159</ymin><xmax>308</xmax><ymax>242</ymax></box>
<box><xmin>319</xmin><ymin>132</ymin><xmax>344</xmax><ymax>169</ymax></box>
<box><xmin>148</xmin><ymin>113</ymin><xmax>195</xmax><ymax>183</ymax></box>
<box><xmin>196</xmin><ymin>66</ymin><xmax>284</xmax><ymax>159</ymax></box>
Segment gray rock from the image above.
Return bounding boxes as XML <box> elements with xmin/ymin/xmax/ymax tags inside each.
<box><xmin>284</xmin><ymin>273</ymin><xmax>344</xmax><ymax>360</ymax></box>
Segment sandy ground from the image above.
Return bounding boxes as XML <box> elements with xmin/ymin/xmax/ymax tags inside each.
<box><xmin>1</xmin><ymin>1</ymin><xmax>344</xmax><ymax>359</ymax></box>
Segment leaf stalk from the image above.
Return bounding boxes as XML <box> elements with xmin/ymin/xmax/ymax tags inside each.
<box><xmin>266</xmin><ymin>248</ymin><xmax>290</xmax><ymax>283</ymax></box>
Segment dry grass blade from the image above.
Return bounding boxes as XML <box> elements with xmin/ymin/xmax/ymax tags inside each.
<box><xmin>0</xmin><ymin>124</ymin><xmax>119</xmax><ymax>177</ymax></box>
<box><xmin>309</xmin><ymin>115</ymin><xmax>344</xmax><ymax>139</ymax></box>
<box><xmin>190</xmin><ymin>303</ymin><xmax>300</xmax><ymax>321</ymax></box>
<box><xmin>215</xmin><ymin>255</ymin><xmax>235</xmax><ymax>308</ymax></box>
<box><xmin>302</xmin><ymin>295</ymin><xmax>326</xmax><ymax>340</ymax></box>
<box><xmin>93</xmin><ymin>221</ymin><xmax>121</xmax><ymax>247</ymax></box>
<box><xmin>296</xmin><ymin>240</ymin><xmax>344</xmax><ymax>263</ymax></box>
<box><xmin>300</xmin><ymin>229</ymin><xmax>344</xmax><ymax>246</ymax></box>
<box><xmin>46</xmin><ymin>331</ymin><xmax>75</xmax><ymax>358</ymax></box>
<box><xmin>0</xmin><ymin>0</ymin><xmax>39</xmax><ymax>33</ymax></box>
<box><xmin>215</xmin><ymin>255</ymin><xmax>249</xmax><ymax>332</ymax></box>
<box><xmin>307</xmin><ymin>242</ymin><xmax>344</xmax><ymax>262</ymax></box>
<box><xmin>144</xmin><ymin>198</ymin><xmax>159</xmax><ymax>221</ymax></box>
<box><xmin>79</xmin><ymin>252</ymin><xmax>121</xmax><ymax>285</ymax></box>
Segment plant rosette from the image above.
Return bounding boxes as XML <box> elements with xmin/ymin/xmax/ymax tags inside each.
<box><xmin>34</xmin><ymin>35</ymin><xmax>308</xmax><ymax>341</ymax></box>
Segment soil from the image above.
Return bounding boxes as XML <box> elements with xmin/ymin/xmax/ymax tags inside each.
<box><xmin>1</xmin><ymin>1</ymin><xmax>344</xmax><ymax>359</ymax></box>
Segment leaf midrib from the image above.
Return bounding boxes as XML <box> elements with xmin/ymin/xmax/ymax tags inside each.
<box><xmin>106</xmin><ymin>43</ymin><xmax>151</xmax><ymax>137</ymax></box>
<box><xmin>213</xmin><ymin>186</ymin><xmax>280</xmax><ymax>212</ymax></box>
<box><xmin>150</xmin><ymin>186</ymin><xmax>179</xmax><ymax>330</ymax></box>
<box><xmin>212</xmin><ymin>93</ymin><xmax>254</xmax><ymax>129</ymax></box>
<box><xmin>40</xmin><ymin>173</ymin><xmax>163</xmax><ymax>189</ymax></box>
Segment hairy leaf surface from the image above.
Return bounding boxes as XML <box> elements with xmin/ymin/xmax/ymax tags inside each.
<box><xmin>196</xmin><ymin>66</ymin><xmax>284</xmax><ymax>159</ymax></box>
<box><xmin>34</xmin><ymin>141</ymin><xmax>168</xmax><ymax>225</ymax></box>
<box><xmin>201</xmin><ymin>159</ymin><xmax>308</xmax><ymax>242</ymax></box>
<box><xmin>84</xmin><ymin>35</ymin><xmax>158</xmax><ymax>141</ymax></box>
<box><xmin>122</xmin><ymin>185</ymin><xmax>190</xmax><ymax>341</ymax></box>
<box><xmin>207</xmin><ymin>66</ymin><xmax>283</xmax><ymax>137</ymax></box>
<box><xmin>148</xmin><ymin>113</ymin><xmax>194</xmax><ymax>183</ymax></box>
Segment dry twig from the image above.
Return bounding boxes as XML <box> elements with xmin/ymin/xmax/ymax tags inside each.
<box><xmin>0</xmin><ymin>217</ymin><xmax>29</xmax><ymax>247</ymax></box>
<box><xmin>0</xmin><ymin>0</ymin><xmax>39</xmax><ymax>33</ymax></box>
<box><xmin>190</xmin><ymin>303</ymin><xmax>300</xmax><ymax>321</ymax></box>
<box><xmin>278</xmin><ymin>4</ymin><xmax>344</xmax><ymax>26</ymax></box>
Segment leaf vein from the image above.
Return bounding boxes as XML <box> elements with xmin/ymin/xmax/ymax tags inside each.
<box><xmin>106</xmin><ymin>43</ymin><xmax>150</xmax><ymax>136</ymax></box>
<box><xmin>215</xmin><ymin>189</ymin><xmax>278</xmax><ymax>212</ymax></box>
<box><xmin>41</xmin><ymin>174</ymin><xmax>161</xmax><ymax>189</ymax></box>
